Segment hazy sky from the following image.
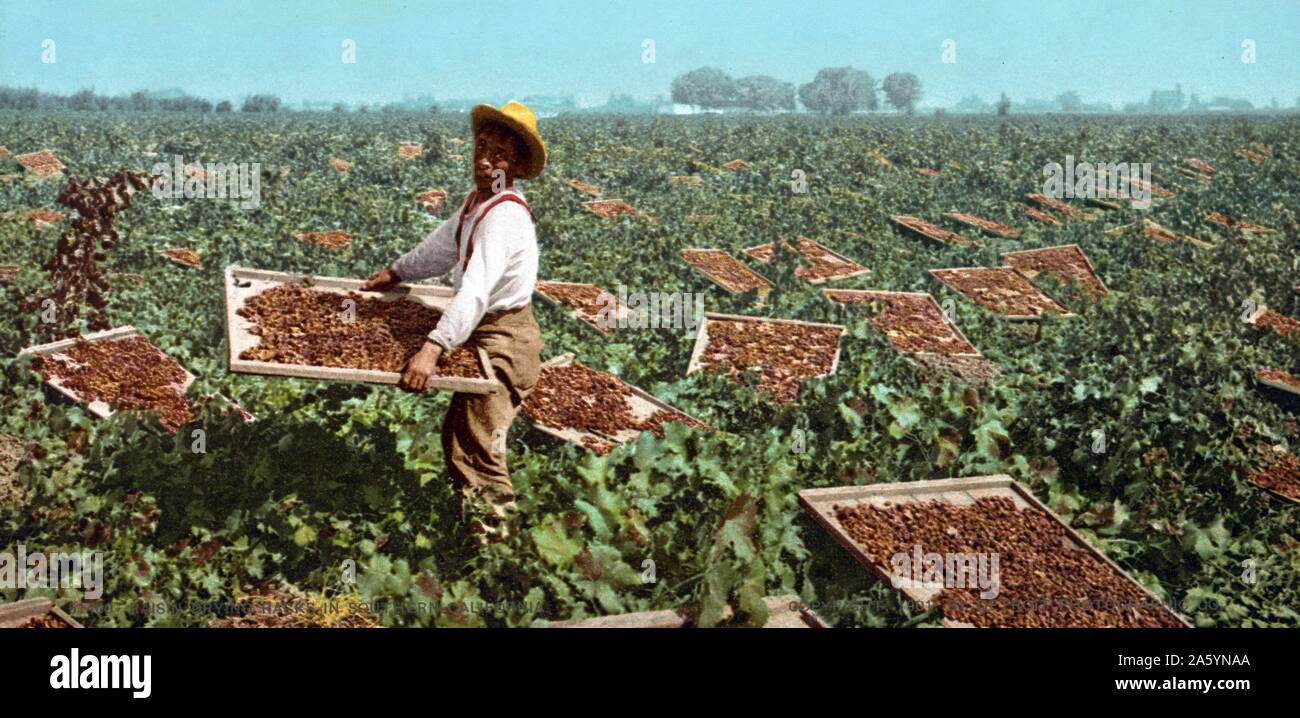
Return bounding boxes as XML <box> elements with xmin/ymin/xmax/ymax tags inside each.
<box><xmin>0</xmin><ymin>0</ymin><xmax>1296</xmax><ymax>107</ymax></box>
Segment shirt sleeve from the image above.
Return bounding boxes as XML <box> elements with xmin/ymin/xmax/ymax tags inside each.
<box><xmin>427</xmin><ymin>204</ymin><xmax>527</xmax><ymax>350</ymax></box>
<box><xmin>392</xmin><ymin>213</ymin><xmax>459</xmax><ymax>282</ymax></box>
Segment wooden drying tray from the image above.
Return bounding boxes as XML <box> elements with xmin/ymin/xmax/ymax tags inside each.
<box><xmin>941</xmin><ymin>212</ymin><xmax>1021</xmax><ymax>239</ymax></box>
<box><xmin>686</xmin><ymin>312</ymin><xmax>846</xmax><ymax>377</ymax></box>
<box><xmin>529</xmin><ymin>353</ymin><xmax>707</xmax><ymax>451</ymax></box>
<box><xmin>928</xmin><ymin>267</ymin><xmax>1075</xmax><ymax>322</ymax></box>
<box><xmin>1000</xmin><ymin>243</ymin><xmax>1110</xmax><ymax>299</ymax></box>
<box><xmin>888</xmin><ymin>215</ymin><xmax>978</xmax><ymax>247</ymax></box>
<box><xmin>822</xmin><ymin>288</ymin><xmax>982</xmax><ymax>358</ymax></box>
<box><xmin>549</xmin><ymin>595</ymin><xmax>826</xmax><ymax>628</ymax></box>
<box><xmin>680</xmin><ymin>248</ymin><xmax>773</xmax><ymax>296</ymax></box>
<box><xmin>1246</xmin><ymin>462</ymin><xmax>1300</xmax><ymax>507</ymax></box>
<box><xmin>741</xmin><ymin>239</ymin><xmax>870</xmax><ymax>285</ymax></box>
<box><xmin>0</xmin><ymin>597</ymin><xmax>83</xmax><ymax>628</ymax></box>
<box><xmin>798</xmin><ymin>475</ymin><xmax>1192</xmax><ymax>628</ymax></box>
<box><xmin>18</xmin><ymin>326</ymin><xmax>195</xmax><ymax>421</ymax></box>
<box><xmin>224</xmin><ymin>265</ymin><xmax>498</xmax><ymax>394</ymax></box>
<box><xmin>533</xmin><ymin>280</ymin><xmax>632</xmax><ymax>334</ymax></box>
<box><xmin>159</xmin><ymin>248</ymin><xmax>202</xmax><ymax>269</ymax></box>
<box><xmin>1255</xmin><ymin>369</ymin><xmax>1300</xmax><ymax>401</ymax></box>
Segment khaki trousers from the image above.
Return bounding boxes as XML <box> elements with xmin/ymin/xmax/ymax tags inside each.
<box><xmin>441</xmin><ymin>303</ymin><xmax>543</xmax><ymax>520</ymax></box>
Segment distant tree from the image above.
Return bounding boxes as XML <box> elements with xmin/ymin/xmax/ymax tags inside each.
<box><xmin>331</xmin><ymin>102</ymin><xmax>347</xmax><ymax>113</ymax></box>
<box><xmin>68</xmin><ymin>89</ymin><xmax>97</xmax><ymax>112</ymax></box>
<box><xmin>735</xmin><ymin>75</ymin><xmax>795</xmax><ymax>112</ymax></box>
<box><xmin>798</xmin><ymin>66</ymin><xmax>877</xmax><ymax>115</ymax></box>
<box><xmin>882</xmin><ymin>72</ymin><xmax>922</xmax><ymax>114</ymax></box>
<box><xmin>215</xmin><ymin>100</ymin><xmax>233</xmax><ymax>113</ymax></box>
<box><xmin>1055</xmin><ymin>91</ymin><xmax>1082</xmax><ymax>113</ymax></box>
<box><xmin>996</xmin><ymin>93</ymin><xmax>1011</xmax><ymax>116</ymax></box>
<box><xmin>670</xmin><ymin>67</ymin><xmax>739</xmax><ymax>109</ymax></box>
<box><xmin>129</xmin><ymin>91</ymin><xmax>154</xmax><ymax>112</ymax></box>
<box><xmin>241</xmin><ymin>94</ymin><xmax>281</xmax><ymax>113</ymax></box>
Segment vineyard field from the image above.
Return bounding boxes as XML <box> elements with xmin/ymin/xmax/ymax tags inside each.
<box><xmin>2</xmin><ymin>110</ymin><xmax>1299</xmax><ymax>628</ymax></box>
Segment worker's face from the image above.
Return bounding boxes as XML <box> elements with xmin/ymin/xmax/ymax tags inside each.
<box><xmin>474</xmin><ymin>125</ymin><xmax>523</xmax><ymax>192</ymax></box>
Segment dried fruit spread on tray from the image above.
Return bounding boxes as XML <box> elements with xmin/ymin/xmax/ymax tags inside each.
<box><xmin>293</xmin><ymin>231</ymin><xmax>353</xmax><ymax>249</ymax></box>
<box><xmin>235</xmin><ymin>284</ymin><xmax>481</xmax><ymax>376</ymax></box>
<box><xmin>942</xmin><ymin>212</ymin><xmax>1020</xmax><ymax>239</ymax></box>
<box><xmin>1205</xmin><ymin>212</ymin><xmax>1275</xmax><ymax>234</ymax></box>
<box><xmin>15</xmin><ymin>150</ymin><xmax>65</xmax><ymax>177</ymax></box>
<box><xmin>826</xmin><ymin>291</ymin><xmax>976</xmax><ymax>356</ymax></box>
<box><xmin>1002</xmin><ymin>245</ymin><xmax>1107</xmax><ymax>301</ymax></box>
<box><xmin>1025</xmin><ymin>193</ymin><xmax>1091</xmax><ymax>219</ymax></box>
<box><xmin>930</xmin><ymin>267</ymin><xmax>1068</xmax><ymax>318</ymax></box>
<box><xmin>162</xmin><ymin>248</ymin><xmax>201</xmax><ymax>268</ymax></box>
<box><xmin>834</xmin><ymin>496</ymin><xmax>1185</xmax><ymax>627</ymax></box>
<box><xmin>31</xmin><ymin>336</ymin><xmax>195</xmax><ymax>432</ymax></box>
<box><xmin>1250</xmin><ymin>309</ymin><xmax>1300</xmax><ymax>338</ymax></box>
<box><xmin>681</xmin><ymin>249</ymin><xmax>771</xmax><ymax>293</ymax></box>
<box><xmin>536</xmin><ymin>281</ymin><xmax>621</xmax><ymax>331</ymax></box>
<box><xmin>889</xmin><ymin>215</ymin><xmax>977</xmax><ymax>247</ymax></box>
<box><xmin>522</xmin><ymin>362</ymin><xmax>705</xmax><ymax>454</ymax></box>
<box><xmin>583</xmin><ymin>199</ymin><xmax>639</xmax><ymax>219</ymax></box>
<box><xmin>15</xmin><ymin>613</ymin><xmax>72</xmax><ymax>628</ymax></box>
<box><xmin>1021</xmin><ymin>205</ymin><xmax>1061</xmax><ymax>225</ymax></box>
<box><xmin>1257</xmin><ymin>368</ymin><xmax>1300</xmax><ymax>390</ymax></box>
<box><xmin>697</xmin><ymin>319</ymin><xmax>840</xmax><ymax>403</ymax></box>
<box><xmin>744</xmin><ymin>238</ymin><xmax>866</xmax><ymax>282</ymax></box>
<box><xmin>1248</xmin><ymin>455</ymin><xmax>1300</xmax><ymax>502</ymax></box>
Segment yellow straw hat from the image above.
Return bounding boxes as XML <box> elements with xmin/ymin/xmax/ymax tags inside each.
<box><xmin>470</xmin><ymin>101</ymin><xmax>547</xmax><ymax>179</ymax></box>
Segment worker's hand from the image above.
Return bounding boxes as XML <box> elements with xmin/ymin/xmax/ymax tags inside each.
<box><xmin>362</xmin><ymin>267</ymin><xmax>401</xmax><ymax>292</ymax></box>
<box><xmin>400</xmin><ymin>341</ymin><xmax>442</xmax><ymax>392</ymax></box>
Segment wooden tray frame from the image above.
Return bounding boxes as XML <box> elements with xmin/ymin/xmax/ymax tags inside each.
<box><xmin>1245</xmin><ymin>463</ymin><xmax>1300</xmax><ymax>507</ymax></box>
<box><xmin>1024</xmin><ymin>193</ymin><xmax>1095</xmax><ymax>220</ymax></box>
<box><xmin>1000</xmin><ymin>243</ymin><xmax>1110</xmax><ymax>299</ymax></box>
<box><xmin>1244</xmin><ymin>303</ymin><xmax>1300</xmax><ymax>337</ymax></box>
<box><xmin>1205</xmin><ymin>212</ymin><xmax>1278</xmax><ymax>236</ymax></box>
<box><xmin>549</xmin><ymin>595</ymin><xmax>826</xmax><ymax>628</ymax></box>
<box><xmin>0</xmin><ymin>597</ymin><xmax>83</xmax><ymax>628</ymax></box>
<box><xmin>928</xmin><ymin>267</ymin><xmax>1075</xmax><ymax>321</ymax></box>
<box><xmin>822</xmin><ymin>288</ymin><xmax>982</xmax><ymax>358</ymax></box>
<box><xmin>1105</xmin><ymin>220</ymin><xmax>1213</xmax><ymax>249</ymax></box>
<box><xmin>159</xmin><ymin>248</ymin><xmax>202</xmax><ymax>269</ymax></box>
<box><xmin>686</xmin><ymin>312</ymin><xmax>845</xmax><ymax>379</ymax></box>
<box><xmin>889</xmin><ymin>215</ymin><xmax>978</xmax><ymax>247</ymax></box>
<box><xmin>680</xmin><ymin>248</ymin><xmax>773</xmax><ymax>296</ymax></box>
<box><xmin>529</xmin><ymin>353</ymin><xmax>708</xmax><ymax>452</ymax></box>
<box><xmin>741</xmin><ymin>239</ymin><xmax>870</xmax><ymax>285</ymax></box>
<box><xmin>582</xmin><ymin>199</ymin><xmax>640</xmax><ymax>220</ymax></box>
<box><xmin>18</xmin><ymin>326</ymin><xmax>195</xmax><ymax>420</ymax></box>
<box><xmin>224</xmin><ymin>265</ymin><xmax>498</xmax><ymax>394</ymax></box>
<box><xmin>941</xmin><ymin>212</ymin><xmax>1021</xmax><ymax>239</ymax></box>
<box><xmin>798</xmin><ymin>475</ymin><xmax>1192</xmax><ymax>628</ymax></box>
<box><xmin>534</xmin><ymin>280</ymin><xmax>632</xmax><ymax>334</ymax></box>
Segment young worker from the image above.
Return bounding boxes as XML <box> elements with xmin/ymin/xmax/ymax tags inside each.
<box><xmin>362</xmin><ymin>101</ymin><xmax>545</xmax><ymax>545</ymax></box>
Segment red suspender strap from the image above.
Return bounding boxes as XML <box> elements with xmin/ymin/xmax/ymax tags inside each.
<box><xmin>455</xmin><ymin>192</ymin><xmax>534</xmax><ymax>271</ymax></box>
<box><xmin>452</xmin><ymin>190</ymin><xmax>477</xmax><ymax>258</ymax></box>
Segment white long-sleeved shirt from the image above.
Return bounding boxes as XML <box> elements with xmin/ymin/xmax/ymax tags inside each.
<box><xmin>391</xmin><ymin>188</ymin><xmax>537</xmax><ymax>350</ymax></box>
